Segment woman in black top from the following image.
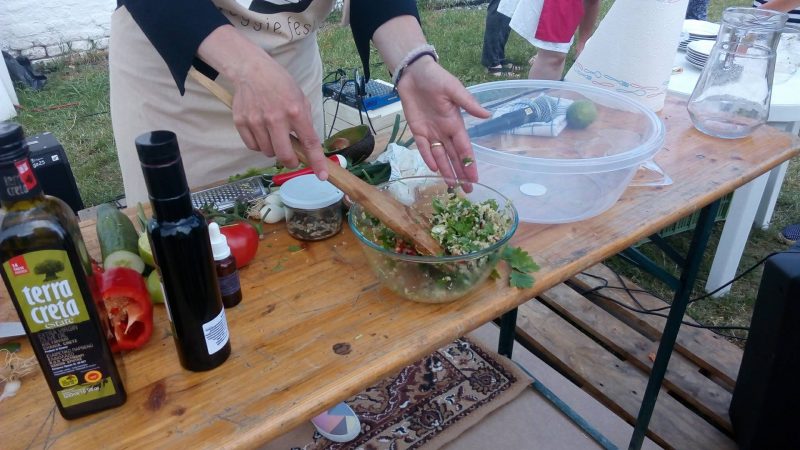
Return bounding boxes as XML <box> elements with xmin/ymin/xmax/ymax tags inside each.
<box><xmin>110</xmin><ymin>0</ymin><xmax>490</xmax><ymax>204</ymax></box>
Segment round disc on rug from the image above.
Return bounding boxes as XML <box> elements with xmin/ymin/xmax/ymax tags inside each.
<box><xmin>311</xmin><ymin>402</ymin><xmax>361</xmax><ymax>443</ymax></box>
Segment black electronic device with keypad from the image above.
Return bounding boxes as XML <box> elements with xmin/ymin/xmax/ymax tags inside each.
<box><xmin>322</xmin><ymin>78</ymin><xmax>399</xmax><ymax>110</ymax></box>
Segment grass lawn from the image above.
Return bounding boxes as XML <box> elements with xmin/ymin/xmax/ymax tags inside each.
<box><xmin>10</xmin><ymin>0</ymin><xmax>794</xmax><ymax>342</ymax></box>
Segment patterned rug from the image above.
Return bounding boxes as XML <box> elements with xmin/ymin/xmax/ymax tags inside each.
<box><xmin>294</xmin><ymin>337</ymin><xmax>528</xmax><ymax>450</ymax></box>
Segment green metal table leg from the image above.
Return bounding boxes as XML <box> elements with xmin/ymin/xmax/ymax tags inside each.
<box><xmin>628</xmin><ymin>200</ymin><xmax>721</xmax><ymax>450</ymax></box>
<box><xmin>498</xmin><ymin>308</ymin><xmax>518</xmax><ymax>357</ymax></box>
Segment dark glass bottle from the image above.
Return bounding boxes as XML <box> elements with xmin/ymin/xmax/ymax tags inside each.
<box><xmin>0</xmin><ymin>122</ymin><xmax>126</xmax><ymax>419</ymax></box>
<box><xmin>136</xmin><ymin>130</ymin><xmax>230</xmax><ymax>371</ymax></box>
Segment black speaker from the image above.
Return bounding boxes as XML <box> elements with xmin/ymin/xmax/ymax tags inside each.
<box><xmin>26</xmin><ymin>132</ymin><xmax>84</xmax><ymax>214</ymax></box>
<box><xmin>729</xmin><ymin>243</ymin><xmax>800</xmax><ymax>449</ymax></box>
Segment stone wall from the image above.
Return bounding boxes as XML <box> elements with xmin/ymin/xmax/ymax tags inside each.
<box><xmin>0</xmin><ymin>0</ymin><xmax>116</xmax><ymax>63</ymax></box>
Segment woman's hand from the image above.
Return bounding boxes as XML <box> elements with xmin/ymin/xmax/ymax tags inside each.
<box><xmin>396</xmin><ymin>57</ymin><xmax>490</xmax><ymax>182</ymax></box>
<box><xmin>198</xmin><ymin>25</ymin><xmax>329</xmax><ymax>180</ymax></box>
<box><xmin>372</xmin><ymin>16</ymin><xmax>490</xmax><ymax>182</ymax></box>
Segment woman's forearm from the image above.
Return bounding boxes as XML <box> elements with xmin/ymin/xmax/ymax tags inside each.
<box><xmin>196</xmin><ymin>25</ymin><xmax>278</xmax><ymax>84</ymax></box>
<box><xmin>371</xmin><ymin>15</ymin><xmax>430</xmax><ymax>74</ymax></box>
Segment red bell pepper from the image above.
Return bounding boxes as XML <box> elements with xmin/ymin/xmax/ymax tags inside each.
<box><xmin>98</xmin><ymin>266</ymin><xmax>154</xmax><ymax>352</ymax></box>
<box><xmin>271</xmin><ymin>155</ymin><xmax>345</xmax><ymax>186</ymax></box>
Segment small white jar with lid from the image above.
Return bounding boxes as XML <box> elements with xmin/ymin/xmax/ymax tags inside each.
<box><xmin>280</xmin><ymin>174</ymin><xmax>344</xmax><ymax>241</ymax></box>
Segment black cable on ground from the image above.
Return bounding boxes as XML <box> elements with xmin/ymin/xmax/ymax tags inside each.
<box><xmin>577</xmin><ymin>251</ymin><xmax>800</xmax><ymax>341</ymax></box>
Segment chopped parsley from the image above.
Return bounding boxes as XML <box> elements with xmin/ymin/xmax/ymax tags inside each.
<box><xmin>501</xmin><ymin>246</ymin><xmax>539</xmax><ymax>288</ymax></box>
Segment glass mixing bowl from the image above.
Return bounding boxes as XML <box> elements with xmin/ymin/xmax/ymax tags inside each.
<box><xmin>348</xmin><ymin>176</ymin><xmax>519</xmax><ymax>303</ymax></box>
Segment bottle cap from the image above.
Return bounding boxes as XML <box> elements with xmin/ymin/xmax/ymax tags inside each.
<box><xmin>135</xmin><ymin>130</ymin><xmax>180</xmax><ymax>165</ymax></box>
<box><xmin>208</xmin><ymin>222</ymin><xmax>231</xmax><ymax>260</ymax></box>
<box><xmin>135</xmin><ymin>130</ymin><xmax>189</xmax><ymax>202</ymax></box>
<box><xmin>0</xmin><ymin>122</ymin><xmax>28</xmax><ymax>162</ymax></box>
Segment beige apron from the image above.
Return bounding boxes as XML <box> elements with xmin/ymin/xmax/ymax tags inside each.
<box><xmin>110</xmin><ymin>0</ymin><xmax>335</xmax><ymax>204</ymax></box>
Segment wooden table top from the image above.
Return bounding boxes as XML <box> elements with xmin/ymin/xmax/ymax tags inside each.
<box><xmin>1</xmin><ymin>97</ymin><xmax>798</xmax><ymax>449</ymax></box>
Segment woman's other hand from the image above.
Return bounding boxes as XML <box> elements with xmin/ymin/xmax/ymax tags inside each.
<box><xmin>373</xmin><ymin>16</ymin><xmax>490</xmax><ymax>182</ymax></box>
<box><xmin>396</xmin><ymin>58</ymin><xmax>489</xmax><ymax>182</ymax></box>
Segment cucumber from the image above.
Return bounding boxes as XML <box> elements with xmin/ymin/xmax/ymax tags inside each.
<box><xmin>103</xmin><ymin>250</ymin><xmax>146</xmax><ymax>274</ymax></box>
<box><xmin>96</xmin><ymin>203</ymin><xmax>144</xmax><ymax>273</ymax></box>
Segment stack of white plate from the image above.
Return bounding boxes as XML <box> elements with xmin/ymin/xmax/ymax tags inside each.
<box><xmin>686</xmin><ymin>40</ymin><xmax>715</xmax><ymax>69</ymax></box>
<box><xmin>679</xmin><ymin>19</ymin><xmax>719</xmax><ymax>51</ymax></box>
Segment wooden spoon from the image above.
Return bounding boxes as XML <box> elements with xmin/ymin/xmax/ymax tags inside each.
<box><xmin>188</xmin><ymin>68</ymin><xmax>444</xmax><ymax>256</ymax></box>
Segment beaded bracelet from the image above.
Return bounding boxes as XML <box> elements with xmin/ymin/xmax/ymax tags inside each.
<box><xmin>391</xmin><ymin>44</ymin><xmax>439</xmax><ymax>87</ymax></box>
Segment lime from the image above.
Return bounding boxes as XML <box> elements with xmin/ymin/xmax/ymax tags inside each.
<box><xmin>566</xmin><ymin>100</ymin><xmax>598</xmax><ymax>129</ymax></box>
<box><xmin>138</xmin><ymin>233</ymin><xmax>156</xmax><ymax>268</ymax></box>
<box><xmin>146</xmin><ymin>270</ymin><xmax>165</xmax><ymax>304</ymax></box>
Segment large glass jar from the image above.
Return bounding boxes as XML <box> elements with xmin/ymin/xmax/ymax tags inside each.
<box><xmin>687</xmin><ymin>7</ymin><xmax>788</xmax><ymax>138</ymax></box>
<box><xmin>687</xmin><ymin>41</ymin><xmax>775</xmax><ymax>139</ymax></box>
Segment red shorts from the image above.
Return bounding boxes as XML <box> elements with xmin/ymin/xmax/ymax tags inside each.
<box><xmin>534</xmin><ymin>0</ymin><xmax>585</xmax><ymax>44</ymax></box>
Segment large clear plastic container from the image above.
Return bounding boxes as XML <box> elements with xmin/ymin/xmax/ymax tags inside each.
<box><xmin>465</xmin><ymin>80</ymin><xmax>666</xmax><ymax>223</ymax></box>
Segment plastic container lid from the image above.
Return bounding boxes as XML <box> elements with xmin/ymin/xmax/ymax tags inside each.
<box><xmin>208</xmin><ymin>222</ymin><xmax>231</xmax><ymax>260</ymax></box>
<box><xmin>462</xmin><ymin>80</ymin><xmax>666</xmax><ymax>224</ymax></box>
<box><xmin>464</xmin><ymin>80</ymin><xmax>665</xmax><ymax>174</ymax></box>
<box><xmin>280</xmin><ymin>174</ymin><xmax>343</xmax><ymax>210</ymax></box>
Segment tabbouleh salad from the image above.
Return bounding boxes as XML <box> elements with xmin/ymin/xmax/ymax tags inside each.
<box><xmin>356</xmin><ymin>192</ymin><xmax>514</xmax><ymax>302</ymax></box>
<box><xmin>373</xmin><ymin>193</ymin><xmax>512</xmax><ymax>256</ymax></box>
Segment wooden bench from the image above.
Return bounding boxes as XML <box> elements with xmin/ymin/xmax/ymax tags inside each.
<box><xmin>515</xmin><ymin>263</ymin><xmax>742</xmax><ymax>449</ymax></box>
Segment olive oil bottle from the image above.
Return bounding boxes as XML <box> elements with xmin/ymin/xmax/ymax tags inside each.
<box><xmin>136</xmin><ymin>130</ymin><xmax>230</xmax><ymax>371</ymax></box>
<box><xmin>0</xmin><ymin>122</ymin><xmax>126</xmax><ymax>419</ymax></box>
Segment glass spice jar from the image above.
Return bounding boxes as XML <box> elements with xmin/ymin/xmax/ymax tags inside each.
<box><xmin>280</xmin><ymin>174</ymin><xmax>344</xmax><ymax>241</ymax></box>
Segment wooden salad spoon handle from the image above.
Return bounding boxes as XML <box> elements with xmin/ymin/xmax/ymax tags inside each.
<box><xmin>188</xmin><ymin>68</ymin><xmax>444</xmax><ymax>256</ymax></box>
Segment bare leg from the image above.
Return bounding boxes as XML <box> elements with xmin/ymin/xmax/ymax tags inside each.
<box><xmin>528</xmin><ymin>49</ymin><xmax>567</xmax><ymax>80</ymax></box>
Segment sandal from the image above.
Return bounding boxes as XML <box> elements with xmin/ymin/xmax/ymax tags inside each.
<box><xmin>501</xmin><ymin>62</ymin><xmax>524</xmax><ymax>72</ymax></box>
<box><xmin>487</xmin><ymin>66</ymin><xmax>521</xmax><ymax>77</ymax></box>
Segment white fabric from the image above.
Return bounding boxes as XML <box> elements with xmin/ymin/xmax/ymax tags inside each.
<box><xmin>498</xmin><ymin>0</ymin><xmax>540</xmax><ymax>45</ymax></box>
<box><xmin>374</xmin><ymin>143</ymin><xmax>436</xmax><ymax>206</ymax></box>
<box><xmin>0</xmin><ymin>56</ymin><xmax>18</xmax><ymax>121</ymax></box>
<box><xmin>498</xmin><ymin>0</ymin><xmax>572</xmax><ymax>53</ymax></box>
<box><xmin>376</xmin><ymin>143</ymin><xmax>436</xmax><ymax>181</ymax></box>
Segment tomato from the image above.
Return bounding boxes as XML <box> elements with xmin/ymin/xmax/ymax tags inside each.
<box><xmin>220</xmin><ymin>221</ymin><xmax>259</xmax><ymax>269</ymax></box>
<box><xmin>98</xmin><ymin>267</ymin><xmax>154</xmax><ymax>352</ymax></box>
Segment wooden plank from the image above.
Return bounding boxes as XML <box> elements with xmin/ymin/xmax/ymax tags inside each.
<box><xmin>539</xmin><ymin>283</ymin><xmax>733</xmax><ymax>432</ymax></box>
<box><xmin>570</xmin><ymin>264</ymin><xmax>742</xmax><ymax>388</ymax></box>
<box><xmin>516</xmin><ymin>299</ymin><xmax>735</xmax><ymax>450</ymax></box>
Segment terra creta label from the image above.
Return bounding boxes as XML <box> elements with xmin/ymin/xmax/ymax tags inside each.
<box><xmin>3</xmin><ymin>250</ymin><xmax>90</xmax><ymax>332</ymax></box>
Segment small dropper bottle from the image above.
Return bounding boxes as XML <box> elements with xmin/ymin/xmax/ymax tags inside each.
<box><xmin>208</xmin><ymin>222</ymin><xmax>242</xmax><ymax>308</ymax></box>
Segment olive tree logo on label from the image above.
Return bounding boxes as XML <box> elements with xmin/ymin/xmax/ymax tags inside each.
<box><xmin>34</xmin><ymin>259</ymin><xmax>64</xmax><ymax>281</ymax></box>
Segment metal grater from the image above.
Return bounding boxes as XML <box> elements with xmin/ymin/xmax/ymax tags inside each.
<box><xmin>190</xmin><ymin>176</ymin><xmax>268</xmax><ymax>211</ymax></box>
